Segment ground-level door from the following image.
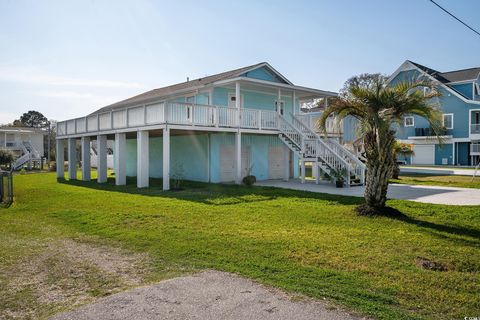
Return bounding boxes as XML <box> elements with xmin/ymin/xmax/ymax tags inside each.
<box><xmin>268</xmin><ymin>146</ymin><xmax>287</xmax><ymax>179</ymax></box>
<box><xmin>412</xmin><ymin>144</ymin><xmax>435</xmax><ymax>165</ymax></box>
<box><xmin>219</xmin><ymin>145</ymin><xmax>250</xmax><ymax>182</ymax></box>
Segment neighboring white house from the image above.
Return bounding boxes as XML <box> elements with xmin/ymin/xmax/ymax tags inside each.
<box><xmin>0</xmin><ymin>126</ymin><xmax>46</xmax><ymax>169</ymax></box>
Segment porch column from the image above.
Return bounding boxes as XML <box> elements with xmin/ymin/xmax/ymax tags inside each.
<box><xmin>235</xmin><ymin>81</ymin><xmax>241</xmax><ymax>126</ymax></box>
<box><xmin>277</xmin><ymin>88</ymin><xmax>282</xmax><ymax>114</ymax></box>
<box><xmin>292</xmin><ymin>90</ymin><xmax>297</xmax><ymax>115</ymax></box>
<box><xmin>235</xmin><ymin>81</ymin><xmax>242</xmax><ymax>184</ymax></box>
<box><xmin>114</xmin><ymin>133</ymin><xmax>126</xmax><ymax>185</ymax></box>
<box><xmin>67</xmin><ymin>138</ymin><xmax>76</xmax><ymax>180</ymax></box>
<box><xmin>163</xmin><ymin>127</ymin><xmax>170</xmax><ymax>190</ymax></box>
<box><xmin>56</xmin><ymin>139</ymin><xmax>65</xmax><ymax>179</ymax></box>
<box><xmin>97</xmin><ymin>135</ymin><xmax>107</xmax><ymax>183</ymax></box>
<box><xmin>452</xmin><ymin>142</ymin><xmax>456</xmax><ymax>166</ymax></box>
<box><xmin>300</xmin><ymin>158</ymin><xmax>305</xmax><ymax>184</ymax></box>
<box><xmin>81</xmin><ymin>136</ymin><xmax>91</xmax><ymax>181</ymax></box>
<box><xmin>137</xmin><ymin>130</ymin><xmax>149</xmax><ymax>188</ymax></box>
<box><xmin>283</xmin><ymin>146</ymin><xmax>289</xmax><ymax>181</ymax></box>
<box><xmin>315</xmin><ymin>161</ymin><xmax>320</xmax><ymax>184</ymax></box>
<box><xmin>235</xmin><ymin>132</ymin><xmax>242</xmax><ymax>184</ymax></box>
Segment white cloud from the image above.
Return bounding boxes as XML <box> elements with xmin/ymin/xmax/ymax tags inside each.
<box><xmin>0</xmin><ymin>66</ymin><xmax>143</xmax><ymax>89</ymax></box>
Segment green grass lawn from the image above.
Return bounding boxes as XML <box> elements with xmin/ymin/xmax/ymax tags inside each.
<box><xmin>1</xmin><ymin>172</ymin><xmax>479</xmax><ymax>320</ymax></box>
<box><xmin>392</xmin><ymin>173</ymin><xmax>480</xmax><ymax>189</ymax></box>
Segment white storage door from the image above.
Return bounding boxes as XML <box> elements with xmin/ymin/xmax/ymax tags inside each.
<box><xmin>412</xmin><ymin>145</ymin><xmax>435</xmax><ymax>165</ymax></box>
<box><xmin>268</xmin><ymin>146</ymin><xmax>285</xmax><ymax>179</ymax></box>
<box><xmin>220</xmin><ymin>145</ymin><xmax>250</xmax><ymax>182</ymax></box>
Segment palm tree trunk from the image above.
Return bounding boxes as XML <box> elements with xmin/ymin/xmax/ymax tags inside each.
<box><xmin>363</xmin><ymin>130</ymin><xmax>396</xmax><ymax>211</ymax></box>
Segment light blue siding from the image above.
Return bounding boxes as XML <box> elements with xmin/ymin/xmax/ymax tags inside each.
<box><xmin>451</xmin><ymin>83</ymin><xmax>473</xmax><ymax>100</ymax></box>
<box><xmin>126</xmin><ymin>134</ymin><xmax>209</xmax><ymax>181</ymax></box>
<box><xmin>391</xmin><ymin>70</ymin><xmax>474</xmax><ymax>140</ymax></box>
<box><xmin>457</xmin><ymin>142</ymin><xmax>470</xmax><ymax>165</ymax></box>
<box><xmin>125</xmin><ymin>132</ymin><xmax>297</xmax><ymax>183</ymax></box>
<box><xmin>435</xmin><ymin>144</ymin><xmax>453</xmax><ymax>165</ymax></box>
<box><xmin>241</xmin><ymin>66</ymin><xmax>287</xmax><ymax>84</ymax></box>
<box><xmin>342</xmin><ymin>116</ymin><xmax>359</xmax><ymax>143</ymax></box>
<box><xmin>212</xmin><ymin>87</ymin><xmax>295</xmax><ymax>122</ymax></box>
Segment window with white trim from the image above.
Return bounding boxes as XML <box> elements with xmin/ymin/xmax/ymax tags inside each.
<box><xmin>442</xmin><ymin>113</ymin><xmax>453</xmax><ymax>129</ymax></box>
<box><xmin>404</xmin><ymin>116</ymin><xmax>414</xmax><ymax>127</ymax></box>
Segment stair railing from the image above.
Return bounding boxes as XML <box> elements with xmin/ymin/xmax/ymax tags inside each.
<box><xmin>324</xmin><ymin>138</ymin><xmax>366</xmax><ymax>184</ymax></box>
<box><xmin>12</xmin><ymin>153</ymin><xmax>32</xmax><ymax>170</ymax></box>
<box><xmin>277</xmin><ymin>114</ymin><xmax>304</xmax><ymax>152</ymax></box>
<box><xmin>292</xmin><ymin>114</ymin><xmax>365</xmax><ymax>184</ymax></box>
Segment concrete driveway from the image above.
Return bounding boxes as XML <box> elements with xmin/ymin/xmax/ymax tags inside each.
<box><xmin>257</xmin><ymin>180</ymin><xmax>480</xmax><ymax>205</ymax></box>
<box><xmin>51</xmin><ymin>271</ymin><xmax>366</xmax><ymax>320</ymax></box>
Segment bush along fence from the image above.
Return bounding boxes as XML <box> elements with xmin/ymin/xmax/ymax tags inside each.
<box><xmin>0</xmin><ymin>170</ymin><xmax>13</xmax><ymax>206</ymax></box>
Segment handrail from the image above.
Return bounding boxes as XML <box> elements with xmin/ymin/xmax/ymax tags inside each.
<box><xmin>292</xmin><ymin>114</ymin><xmax>365</xmax><ymax>170</ymax></box>
<box><xmin>12</xmin><ymin>153</ymin><xmax>32</xmax><ymax>170</ymax></box>
<box><xmin>289</xmin><ymin>113</ymin><xmax>366</xmax><ymax>184</ymax></box>
<box><xmin>276</xmin><ymin>114</ymin><xmax>305</xmax><ymax>150</ymax></box>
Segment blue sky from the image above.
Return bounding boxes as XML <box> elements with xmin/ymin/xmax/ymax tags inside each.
<box><xmin>1</xmin><ymin>0</ymin><xmax>479</xmax><ymax>123</ymax></box>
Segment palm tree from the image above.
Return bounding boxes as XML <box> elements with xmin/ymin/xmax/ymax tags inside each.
<box><xmin>318</xmin><ymin>75</ymin><xmax>442</xmax><ymax>215</ymax></box>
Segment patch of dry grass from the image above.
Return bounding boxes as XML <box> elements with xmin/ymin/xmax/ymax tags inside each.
<box><xmin>0</xmin><ymin>237</ymin><xmax>153</xmax><ymax>319</ymax></box>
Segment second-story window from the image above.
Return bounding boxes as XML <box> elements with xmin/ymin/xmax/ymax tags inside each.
<box><xmin>442</xmin><ymin>113</ymin><xmax>454</xmax><ymax>129</ymax></box>
<box><xmin>404</xmin><ymin>116</ymin><xmax>414</xmax><ymax>127</ymax></box>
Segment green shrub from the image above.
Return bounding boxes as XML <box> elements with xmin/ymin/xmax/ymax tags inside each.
<box><xmin>242</xmin><ymin>175</ymin><xmax>256</xmax><ymax>186</ymax></box>
<box><xmin>0</xmin><ymin>150</ymin><xmax>14</xmax><ymax>170</ymax></box>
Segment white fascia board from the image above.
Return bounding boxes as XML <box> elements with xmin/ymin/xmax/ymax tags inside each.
<box><xmin>212</xmin><ymin>77</ymin><xmax>338</xmax><ymax>98</ymax></box>
<box><xmin>390</xmin><ymin>60</ymin><xmax>480</xmax><ymax>106</ymax></box>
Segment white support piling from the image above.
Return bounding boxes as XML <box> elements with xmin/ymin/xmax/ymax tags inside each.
<box><xmin>81</xmin><ymin>136</ymin><xmax>91</xmax><ymax>181</ymax></box>
<box><xmin>114</xmin><ymin>133</ymin><xmax>126</xmax><ymax>185</ymax></box>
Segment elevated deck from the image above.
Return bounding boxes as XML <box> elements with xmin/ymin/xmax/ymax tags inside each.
<box><xmin>57</xmin><ymin>102</ymin><xmax>282</xmax><ymax>138</ymax></box>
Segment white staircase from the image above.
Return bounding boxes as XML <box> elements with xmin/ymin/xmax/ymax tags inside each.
<box><xmin>278</xmin><ymin>114</ymin><xmax>366</xmax><ymax>186</ymax></box>
<box><xmin>12</xmin><ymin>142</ymin><xmax>42</xmax><ymax>170</ymax></box>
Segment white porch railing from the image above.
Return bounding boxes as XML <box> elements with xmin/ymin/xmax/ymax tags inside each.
<box><xmin>296</xmin><ymin>113</ymin><xmax>342</xmax><ymax>135</ymax></box>
<box><xmin>57</xmin><ymin>102</ymin><xmax>281</xmax><ymax>137</ymax></box>
<box><xmin>471</xmin><ymin>143</ymin><xmax>480</xmax><ymax>155</ymax></box>
<box><xmin>471</xmin><ymin>124</ymin><xmax>480</xmax><ymax>134</ymax></box>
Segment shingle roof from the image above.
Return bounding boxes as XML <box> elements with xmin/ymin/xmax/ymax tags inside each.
<box><xmin>407</xmin><ymin>61</ymin><xmax>450</xmax><ymax>83</ymax></box>
<box><xmin>90</xmin><ymin>62</ymin><xmax>272</xmax><ymax>115</ymax></box>
<box><xmin>440</xmin><ymin>68</ymin><xmax>480</xmax><ymax>83</ymax></box>
<box><xmin>408</xmin><ymin>60</ymin><xmax>480</xmax><ymax>84</ymax></box>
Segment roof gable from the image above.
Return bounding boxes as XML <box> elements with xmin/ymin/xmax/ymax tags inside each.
<box><xmin>239</xmin><ymin>64</ymin><xmax>292</xmax><ymax>84</ymax></box>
